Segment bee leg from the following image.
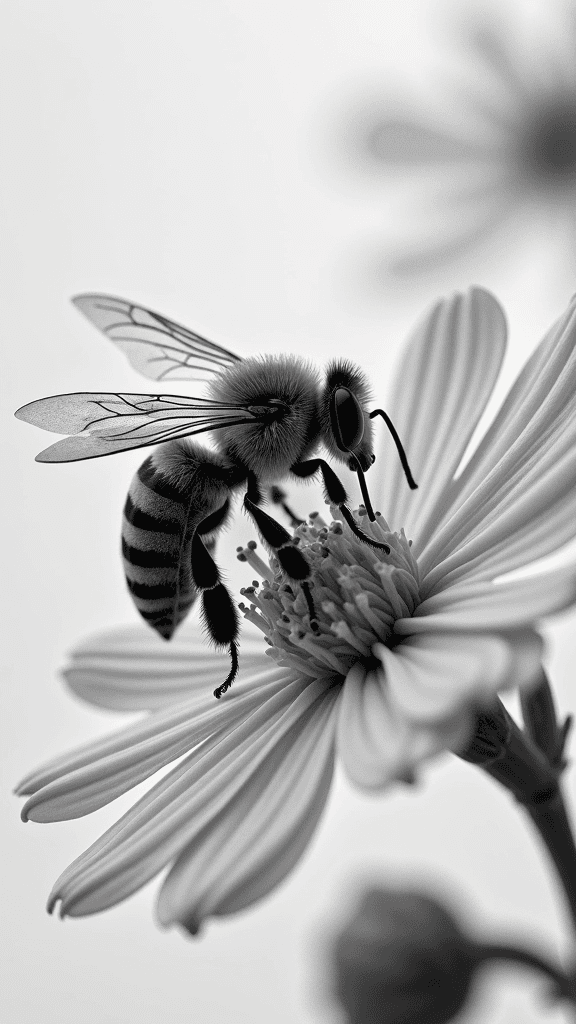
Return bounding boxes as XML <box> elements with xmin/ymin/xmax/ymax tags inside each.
<box><xmin>269</xmin><ymin>485</ymin><xmax>305</xmax><ymax>527</ymax></box>
<box><xmin>369</xmin><ymin>409</ymin><xmax>418</xmax><ymax>490</ymax></box>
<box><xmin>191</xmin><ymin>531</ymin><xmax>240</xmax><ymax>699</ymax></box>
<box><xmin>243</xmin><ymin>494</ymin><xmax>319</xmax><ymax>631</ymax></box>
<box><xmin>196</xmin><ymin>498</ymin><xmax>232</xmax><ymax>548</ymax></box>
<box><xmin>291</xmin><ymin>459</ymin><xmax>390</xmax><ymax>553</ymax></box>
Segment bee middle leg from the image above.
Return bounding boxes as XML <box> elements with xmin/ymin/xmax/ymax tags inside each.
<box><xmin>291</xmin><ymin>459</ymin><xmax>390</xmax><ymax>553</ymax></box>
<box><xmin>191</xmin><ymin>530</ymin><xmax>240</xmax><ymax>699</ymax></box>
<box><xmin>269</xmin><ymin>485</ymin><xmax>305</xmax><ymax>527</ymax></box>
<box><xmin>243</xmin><ymin>486</ymin><xmax>318</xmax><ymax>630</ymax></box>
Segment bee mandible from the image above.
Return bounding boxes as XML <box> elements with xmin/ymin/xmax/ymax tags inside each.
<box><xmin>16</xmin><ymin>295</ymin><xmax>417</xmax><ymax>697</ymax></box>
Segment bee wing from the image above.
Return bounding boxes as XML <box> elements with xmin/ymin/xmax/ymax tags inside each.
<box><xmin>72</xmin><ymin>294</ymin><xmax>242</xmax><ymax>382</ymax></box>
<box><xmin>15</xmin><ymin>392</ymin><xmax>258</xmax><ymax>463</ymax></box>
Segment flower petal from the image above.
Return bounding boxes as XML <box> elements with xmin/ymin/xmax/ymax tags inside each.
<box><xmin>156</xmin><ymin>684</ymin><xmax>338</xmax><ymax>931</ymax></box>
<box><xmin>375</xmin><ymin>632</ymin><xmax>520</xmax><ymax>724</ymax></box>
<box><xmin>371</xmin><ymin>288</ymin><xmax>506</xmax><ymax>553</ymax></box>
<box><xmin>337</xmin><ymin>630</ymin><xmax>539</xmax><ymax>792</ymax></box>
<box><xmin>46</xmin><ymin>677</ymin><xmax>337</xmax><ymax>920</ymax></box>
<box><xmin>365</xmin><ymin>117</ymin><xmax>488</xmax><ymax>165</ymax></box>
<box><xmin>422</xmin><ymin>451</ymin><xmax>576</xmax><ymax>593</ymax></box>
<box><xmin>63</xmin><ymin>623</ymin><xmax>268</xmax><ymax>711</ymax></box>
<box><xmin>337</xmin><ymin>664</ymin><xmax>447</xmax><ymax>791</ymax></box>
<box><xmin>18</xmin><ymin>666</ymin><xmax>291</xmax><ymax>820</ymax></box>
<box><xmin>420</xmin><ymin>297</ymin><xmax>576</xmax><ymax>578</ymax></box>
<box><xmin>397</xmin><ymin>567</ymin><xmax>576</xmax><ymax>634</ymax></box>
<box><xmin>387</xmin><ymin>189</ymin><xmax>517</xmax><ymax>279</ymax></box>
<box><xmin>467</xmin><ymin>24</ymin><xmax>533</xmax><ymax>103</ymax></box>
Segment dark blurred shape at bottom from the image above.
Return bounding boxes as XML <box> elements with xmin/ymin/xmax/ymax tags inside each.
<box><xmin>331</xmin><ymin>886</ymin><xmax>478</xmax><ymax>1024</ymax></box>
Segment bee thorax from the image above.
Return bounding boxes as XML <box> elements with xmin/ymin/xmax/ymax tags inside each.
<box><xmin>209</xmin><ymin>355</ymin><xmax>322</xmax><ymax>478</ymax></box>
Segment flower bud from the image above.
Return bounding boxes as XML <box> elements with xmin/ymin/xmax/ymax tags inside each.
<box><xmin>331</xmin><ymin>886</ymin><xmax>479</xmax><ymax>1024</ymax></box>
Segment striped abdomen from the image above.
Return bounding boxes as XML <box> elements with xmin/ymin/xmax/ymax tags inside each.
<box><xmin>122</xmin><ymin>444</ymin><xmax>230</xmax><ymax>639</ymax></box>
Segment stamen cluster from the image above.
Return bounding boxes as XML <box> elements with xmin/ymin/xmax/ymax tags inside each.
<box><xmin>237</xmin><ymin>507</ymin><xmax>420</xmax><ymax>679</ymax></box>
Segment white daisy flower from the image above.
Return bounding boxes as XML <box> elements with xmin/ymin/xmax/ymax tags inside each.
<box><xmin>354</xmin><ymin>14</ymin><xmax>576</xmax><ymax>278</ymax></box>
<box><xmin>16</xmin><ymin>287</ymin><xmax>576</xmax><ymax>934</ymax></box>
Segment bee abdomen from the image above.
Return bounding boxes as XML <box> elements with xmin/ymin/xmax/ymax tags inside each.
<box><xmin>122</xmin><ymin>446</ymin><xmax>229</xmax><ymax>640</ymax></box>
<box><xmin>122</xmin><ymin>458</ymin><xmax>196</xmax><ymax>639</ymax></box>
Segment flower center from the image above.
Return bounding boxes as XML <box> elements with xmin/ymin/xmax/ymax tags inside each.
<box><xmin>521</xmin><ymin>99</ymin><xmax>576</xmax><ymax>180</ymax></box>
<box><xmin>237</xmin><ymin>507</ymin><xmax>420</xmax><ymax>679</ymax></box>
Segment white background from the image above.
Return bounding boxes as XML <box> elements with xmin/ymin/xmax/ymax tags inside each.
<box><xmin>3</xmin><ymin>1</ymin><xmax>576</xmax><ymax>1021</ymax></box>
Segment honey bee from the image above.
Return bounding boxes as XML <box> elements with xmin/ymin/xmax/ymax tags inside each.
<box><xmin>16</xmin><ymin>295</ymin><xmax>416</xmax><ymax>697</ymax></box>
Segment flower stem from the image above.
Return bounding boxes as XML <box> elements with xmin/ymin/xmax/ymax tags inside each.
<box><xmin>525</xmin><ymin>792</ymin><xmax>576</xmax><ymax>935</ymax></box>
<box><xmin>460</xmin><ymin>701</ymin><xmax>576</xmax><ymax>935</ymax></box>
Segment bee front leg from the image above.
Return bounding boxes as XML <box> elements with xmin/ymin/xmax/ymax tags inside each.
<box><xmin>191</xmin><ymin>532</ymin><xmax>240</xmax><ymax>699</ymax></box>
<box><xmin>243</xmin><ymin>491</ymin><xmax>318</xmax><ymax>631</ymax></box>
<box><xmin>291</xmin><ymin>459</ymin><xmax>390</xmax><ymax>553</ymax></box>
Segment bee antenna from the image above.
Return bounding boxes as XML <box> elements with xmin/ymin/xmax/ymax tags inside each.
<box><xmin>213</xmin><ymin>640</ymin><xmax>239</xmax><ymax>699</ymax></box>
<box><xmin>369</xmin><ymin>409</ymin><xmax>418</xmax><ymax>490</ymax></box>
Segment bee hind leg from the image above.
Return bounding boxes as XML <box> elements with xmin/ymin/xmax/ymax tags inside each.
<box><xmin>191</xmin><ymin>531</ymin><xmax>240</xmax><ymax>698</ymax></box>
<box><xmin>243</xmin><ymin>493</ymin><xmax>319</xmax><ymax>632</ymax></box>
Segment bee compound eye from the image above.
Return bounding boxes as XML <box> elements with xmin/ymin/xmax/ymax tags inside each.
<box><xmin>330</xmin><ymin>387</ymin><xmax>365</xmax><ymax>453</ymax></box>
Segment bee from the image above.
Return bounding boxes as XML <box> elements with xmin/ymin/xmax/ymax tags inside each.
<box><xmin>16</xmin><ymin>295</ymin><xmax>417</xmax><ymax>697</ymax></box>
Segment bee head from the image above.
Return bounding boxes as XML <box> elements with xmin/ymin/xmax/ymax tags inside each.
<box><xmin>321</xmin><ymin>360</ymin><xmax>374</xmax><ymax>471</ymax></box>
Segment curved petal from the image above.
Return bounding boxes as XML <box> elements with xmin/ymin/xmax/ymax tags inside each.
<box><xmin>336</xmin><ymin>664</ymin><xmax>447</xmax><ymax>791</ymax></box>
<box><xmin>64</xmin><ymin>623</ymin><xmax>268</xmax><ymax>712</ymax></box>
<box><xmin>374</xmin><ymin>631</ymin><xmax>536</xmax><ymax>724</ymax></box>
<box><xmin>397</xmin><ymin>566</ymin><xmax>576</xmax><ymax>634</ymax></box>
<box><xmin>337</xmin><ymin>630</ymin><xmax>540</xmax><ymax>792</ymax></box>
<box><xmin>371</xmin><ymin>288</ymin><xmax>506</xmax><ymax>554</ymax></box>
<box><xmin>18</xmin><ymin>666</ymin><xmax>292</xmax><ymax>820</ymax></box>
<box><xmin>501</xmin><ymin>629</ymin><xmax>545</xmax><ymax>691</ymax></box>
<box><xmin>420</xmin><ymin>296</ymin><xmax>576</xmax><ymax>578</ymax></box>
<box><xmin>46</xmin><ymin>677</ymin><xmax>337</xmax><ymax>920</ymax></box>
<box><xmin>156</xmin><ymin>685</ymin><xmax>338</xmax><ymax>931</ymax></box>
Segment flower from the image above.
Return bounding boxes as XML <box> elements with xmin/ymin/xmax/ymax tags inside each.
<box><xmin>352</xmin><ymin>13</ymin><xmax>576</xmax><ymax>279</ymax></box>
<box><xmin>330</xmin><ymin>885</ymin><xmax>479</xmax><ymax>1024</ymax></box>
<box><xmin>17</xmin><ymin>287</ymin><xmax>576</xmax><ymax>933</ymax></box>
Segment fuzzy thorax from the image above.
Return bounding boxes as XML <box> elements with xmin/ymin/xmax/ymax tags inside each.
<box><xmin>237</xmin><ymin>508</ymin><xmax>420</xmax><ymax>679</ymax></box>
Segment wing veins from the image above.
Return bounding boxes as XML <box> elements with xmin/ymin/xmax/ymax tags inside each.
<box><xmin>91</xmin><ymin>299</ymin><xmax>240</xmax><ymax>362</ymax></box>
<box><xmin>92</xmin><ymin>414</ymin><xmax>258</xmax><ymax>446</ymax></box>
<box><xmin>105</xmin><ymin>330</ymin><xmax>233</xmax><ymax>360</ymax></box>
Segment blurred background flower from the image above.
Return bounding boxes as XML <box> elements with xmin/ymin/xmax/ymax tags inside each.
<box><xmin>345</xmin><ymin>3</ymin><xmax>576</xmax><ymax>296</ymax></box>
<box><xmin>330</xmin><ymin>885</ymin><xmax>480</xmax><ymax>1024</ymax></box>
<box><xmin>328</xmin><ymin>881</ymin><xmax>575</xmax><ymax>1023</ymax></box>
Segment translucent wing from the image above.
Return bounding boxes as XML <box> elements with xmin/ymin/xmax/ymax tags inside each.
<box><xmin>15</xmin><ymin>392</ymin><xmax>260</xmax><ymax>463</ymax></box>
<box><xmin>72</xmin><ymin>294</ymin><xmax>242</xmax><ymax>382</ymax></box>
